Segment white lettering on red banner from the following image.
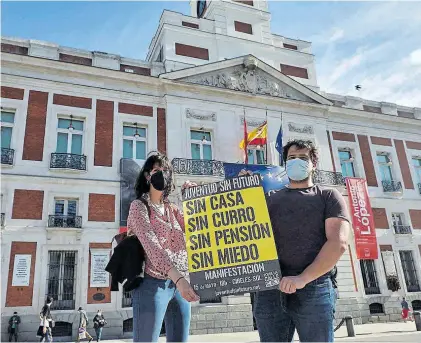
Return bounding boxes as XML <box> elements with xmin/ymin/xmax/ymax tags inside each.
<box><xmin>346</xmin><ymin>177</ymin><xmax>378</xmax><ymax>260</ymax></box>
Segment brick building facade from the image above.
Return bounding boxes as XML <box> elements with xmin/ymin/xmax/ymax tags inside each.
<box><xmin>1</xmin><ymin>0</ymin><xmax>421</xmax><ymax>341</ymax></box>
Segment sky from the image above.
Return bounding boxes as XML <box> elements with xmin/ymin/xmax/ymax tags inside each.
<box><xmin>2</xmin><ymin>1</ymin><xmax>421</xmax><ymax>107</ymax></box>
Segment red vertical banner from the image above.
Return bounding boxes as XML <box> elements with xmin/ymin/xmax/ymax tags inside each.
<box><xmin>346</xmin><ymin>177</ymin><xmax>378</xmax><ymax>260</ymax></box>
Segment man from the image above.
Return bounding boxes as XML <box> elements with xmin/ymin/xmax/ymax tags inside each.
<box><xmin>8</xmin><ymin>312</ymin><xmax>21</xmax><ymax>342</ymax></box>
<box><xmin>251</xmin><ymin>139</ymin><xmax>350</xmax><ymax>342</ymax></box>
<box><xmin>38</xmin><ymin>296</ymin><xmax>54</xmax><ymax>343</ymax></box>
<box><xmin>93</xmin><ymin>310</ymin><xmax>107</xmax><ymax>342</ymax></box>
<box><xmin>401</xmin><ymin>297</ymin><xmax>411</xmax><ymax>322</ymax></box>
<box><xmin>77</xmin><ymin>307</ymin><xmax>93</xmax><ymax>342</ymax></box>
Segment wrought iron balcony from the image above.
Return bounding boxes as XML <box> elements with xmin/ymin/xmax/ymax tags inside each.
<box><xmin>394</xmin><ymin>225</ymin><xmax>412</xmax><ymax>235</ymax></box>
<box><xmin>48</xmin><ymin>215</ymin><xmax>82</xmax><ymax>228</ymax></box>
<box><xmin>313</xmin><ymin>170</ymin><xmax>345</xmax><ymax>186</ymax></box>
<box><xmin>1</xmin><ymin>148</ymin><xmax>14</xmax><ymax>165</ymax></box>
<box><xmin>1</xmin><ymin>213</ymin><xmax>5</xmax><ymax>227</ymax></box>
<box><xmin>172</xmin><ymin>158</ymin><xmax>225</xmax><ymax>177</ymax></box>
<box><xmin>50</xmin><ymin>153</ymin><xmax>86</xmax><ymax>171</ymax></box>
<box><xmin>382</xmin><ymin>180</ymin><xmax>402</xmax><ymax>193</ymax></box>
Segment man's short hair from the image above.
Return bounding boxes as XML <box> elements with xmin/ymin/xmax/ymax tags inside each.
<box><xmin>46</xmin><ymin>296</ymin><xmax>53</xmax><ymax>304</ymax></box>
<box><xmin>282</xmin><ymin>139</ymin><xmax>319</xmax><ymax>166</ymax></box>
<box><xmin>13</xmin><ymin>312</ymin><xmax>17</xmax><ymax>314</ymax></box>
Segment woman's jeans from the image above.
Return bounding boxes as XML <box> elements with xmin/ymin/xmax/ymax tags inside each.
<box><xmin>254</xmin><ymin>277</ymin><xmax>337</xmax><ymax>342</ymax></box>
<box><xmin>132</xmin><ymin>275</ymin><xmax>191</xmax><ymax>342</ymax></box>
<box><xmin>94</xmin><ymin>327</ymin><xmax>102</xmax><ymax>341</ymax></box>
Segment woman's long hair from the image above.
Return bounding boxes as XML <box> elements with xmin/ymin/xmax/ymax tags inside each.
<box><xmin>134</xmin><ymin>152</ymin><xmax>175</xmax><ymax>199</ymax></box>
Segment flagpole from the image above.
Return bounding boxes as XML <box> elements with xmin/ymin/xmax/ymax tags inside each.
<box><xmin>265</xmin><ymin>108</ymin><xmax>268</xmax><ymax>165</ymax></box>
<box><xmin>243</xmin><ymin>108</ymin><xmax>248</xmax><ymax>164</ymax></box>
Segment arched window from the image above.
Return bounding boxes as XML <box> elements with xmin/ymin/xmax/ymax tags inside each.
<box><xmin>51</xmin><ymin>322</ymin><xmax>72</xmax><ymax>337</ymax></box>
<box><xmin>369</xmin><ymin>303</ymin><xmax>384</xmax><ymax>314</ymax></box>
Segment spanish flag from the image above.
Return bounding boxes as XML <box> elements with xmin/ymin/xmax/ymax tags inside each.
<box><xmin>239</xmin><ymin>121</ymin><xmax>268</xmax><ymax>150</ymax></box>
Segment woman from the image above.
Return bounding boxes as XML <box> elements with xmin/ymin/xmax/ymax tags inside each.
<box><xmin>127</xmin><ymin>152</ymin><xmax>199</xmax><ymax>342</ymax></box>
<box><xmin>37</xmin><ymin>296</ymin><xmax>54</xmax><ymax>343</ymax></box>
<box><xmin>93</xmin><ymin>310</ymin><xmax>106</xmax><ymax>342</ymax></box>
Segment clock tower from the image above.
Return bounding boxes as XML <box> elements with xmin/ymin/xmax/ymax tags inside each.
<box><xmin>147</xmin><ymin>0</ymin><xmax>318</xmax><ymax>89</ymax></box>
<box><xmin>189</xmin><ymin>0</ymin><xmax>272</xmax><ymax>43</ymax></box>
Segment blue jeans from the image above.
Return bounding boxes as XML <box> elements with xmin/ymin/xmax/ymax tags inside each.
<box><xmin>254</xmin><ymin>277</ymin><xmax>336</xmax><ymax>342</ymax></box>
<box><xmin>132</xmin><ymin>275</ymin><xmax>191</xmax><ymax>342</ymax></box>
<box><xmin>94</xmin><ymin>327</ymin><xmax>102</xmax><ymax>341</ymax></box>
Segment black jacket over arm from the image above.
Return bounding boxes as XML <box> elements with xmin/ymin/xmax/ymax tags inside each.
<box><xmin>105</xmin><ymin>235</ymin><xmax>145</xmax><ymax>292</ymax></box>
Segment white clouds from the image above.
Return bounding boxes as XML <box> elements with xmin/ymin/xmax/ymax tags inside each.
<box><xmin>409</xmin><ymin>49</ymin><xmax>421</xmax><ymax>66</ymax></box>
<box><xmin>315</xmin><ymin>1</ymin><xmax>421</xmax><ymax>107</ymax></box>
<box><xmin>329</xmin><ymin>28</ymin><xmax>344</xmax><ymax>42</ymax></box>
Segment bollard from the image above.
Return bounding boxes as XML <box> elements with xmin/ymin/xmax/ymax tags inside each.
<box><xmin>414</xmin><ymin>311</ymin><xmax>421</xmax><ymax>332</ymax></box>
<box><xmin>345</xmin><ymin>315</ymin><xmax>355</xmax><ymax>337</ymax></box>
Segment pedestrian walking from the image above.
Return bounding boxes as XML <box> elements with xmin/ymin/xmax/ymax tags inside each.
<box><xmin>401</xmin><ymin>297</ymin><xmax>412</xmax><ymax>322</ymax></box>
<box><xmin>77</xmin><ymin>307</ymin><xmax>93</xmax><ymax>342</ymax></box>
<box><xmin>93</xmin><ymin>310</ymin><xmax>107</xmax><ymax>342</ymax></box>
<box><xmin>127</xmin><ymin>152</ymin><xmax>199</xmax><ymax>342</ymax></box>
<box><xmin>8</xmin><ymin>312</ymin><xmax>21</xmax><ymax>342</ymax></box>
<box><xmin>37</xmin><ymin>296</ymin><xmax>54</xmax><ymax>343</ymax></box>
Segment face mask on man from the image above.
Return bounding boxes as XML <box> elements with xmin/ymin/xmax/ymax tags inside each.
<box><xmin>150</xmin><ymin>170</ymin><xmax>170</xmax><ymax>192</ymax></box>
<box><xmin>286</xmin><ymin>158</ymin><xmax>312</xmax><ymax>181</ymax></box>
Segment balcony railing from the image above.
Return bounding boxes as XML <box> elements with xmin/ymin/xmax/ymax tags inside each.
<box><xmin>172</xmin><ymin>158</ymin><xmax>224</xmax><ymax>177</ymax></box>
<box><xmin>48</xmin><ymin>215</ymin><xmax>82</xmax><ymax>228</ymax></box>
<box><xmin>313</xmin><ymin>170</ymin><xmax>345</xmax><ymax>186</ymax></box>
<box><xmin>50</xmin><ymin>153</ymin><xmax>87</xmax><ymax>171</ymax></box>
<box><xmin>382</xmin><ymin>180</ymin><xmax>402</xmax><ymax>193</ymax></box>
<box><xmin>1</xmin><ymin>148</ymin><xmax>14</xmax><ymax>165</ymax></box>
<box><xmin>394</xmin><ymin>225</ymin><xmax>412</xmax><ymax>235</ymax></box>
<box><xmin>364</xmin><ymin>286</ymin><xmax>381</xmax><ymax>295</ymax></box>
<box><xmin>1</xmin><ymin>213</ymin><xmax>5</xmax><ymax>227</ymax></box>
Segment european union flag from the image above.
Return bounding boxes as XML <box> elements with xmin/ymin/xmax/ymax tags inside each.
<box><xmin>223</xmin><ymin>163</ymin><xmax>289</xmax><ymax>194</ymax></box>
<box><xmin>275</xmin><ymin>126</ymin><xmax>283</xmax><ymax>166</ymax></box>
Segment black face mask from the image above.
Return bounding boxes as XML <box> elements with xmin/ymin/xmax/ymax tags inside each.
<box><xmin>150</xmin><ymin>170</ymin><xmax>168</xmax><ymax>191</ymax></box>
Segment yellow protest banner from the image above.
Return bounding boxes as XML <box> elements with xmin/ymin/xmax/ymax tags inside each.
<box><xmin>182</xmin><ymin>175</ymin><xmax>281</xmax><ymax>300</ymax></box>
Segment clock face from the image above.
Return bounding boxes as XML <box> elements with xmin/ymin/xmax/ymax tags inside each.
<box><xmin>197</xmin><ymin>1</ymin><xmax>207</xmax><ymax>18</ymax></box>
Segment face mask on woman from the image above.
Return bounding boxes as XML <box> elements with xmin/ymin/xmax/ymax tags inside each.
<box><xmin>150</xmin><ymin>170</ymin><xmax>169</xmax><ymax>191</ymax></box>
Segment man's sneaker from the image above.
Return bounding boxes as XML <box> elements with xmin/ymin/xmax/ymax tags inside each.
<box><xmin>88</xmin><ymin>339</ymin><xmax>93</xmax><ymax>343</ymax></box>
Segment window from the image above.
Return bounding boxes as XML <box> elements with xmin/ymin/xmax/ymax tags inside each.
<box><xmin>190</xmin><ymin>130</ymin><xmax>212</xmax><ymax>160</ymax></box>
<box><xmin>122</xmin><ymin>125</ymin><xmax>147</xmax><ymax>160</ymax></box>
<box><xmin>49</xmin><ymin>199</ymin><xmax>80</xmax><ymax>228</ymax></box>
<box><xmin>392</xmin><ymin>213</ymin><xmax>411</xmax><ymax>234</ymax></box>
<box><xmin>412</xmin><ymin>158</ymin><xmax>421</xmax><ymax>193</ymax></box>
<box><xmin>412</xmin><ymin>300</ymin><xmax>421</xmax><ymax>311</ymax></box>
<box><xmin>56</xmin><ymin>117</ymin><xmax>84</xmax><ymax>155</ymax></box>
<box><xmin>123</xmin><ymin>318</ymin><xmax>133</xmax><ymax>333</ymax></box>
<box><xmin>360</xmin><ymin>260</ymin><xmax>380</xmax><ymax>295</ymax></box>
<box><xmin>1</xmin><ymin>111</ymin><xmax>14</xmax><ymax>149</ymax></box>
<box><xmin>248</xmin><ymin>147</ymin><xmax>266</xmax><ymax>165</ymax></box>
<box><xmin>369</xmin><ymin>303</ymin><xmax>384</xmax><ymax>314</ymax></box>
<box><xmin>47</xmin><ymin>250</ymin><xmax>77</xmax><ymax>310</ymax></box>
<box><xmin>51</xmin><ymin>322</ymin><xmax>72</xmax><ymax>337</ymax></box>
<box><xmin>122</xmin><ymin>290</ymin><xmax>132</xmax><ymax>308</ymax></box>
<box><xmin>55</xmin><ymin>199</ymin><xmax>77</xmax><ymax>216</ymax></box>
<box><xmin>377</xmin><ymin>153</ymin><xmax>393</xmax><ymax>181</ymax></box>
<box><xmin>399</xmin><ymin>251</ymin><xmax>421</xmax><ymax>292</ymax></box>
<box><xmin>339</xmin><ymin>150</ymin><xmax>356</xmax><ymax>177</ymax></box>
